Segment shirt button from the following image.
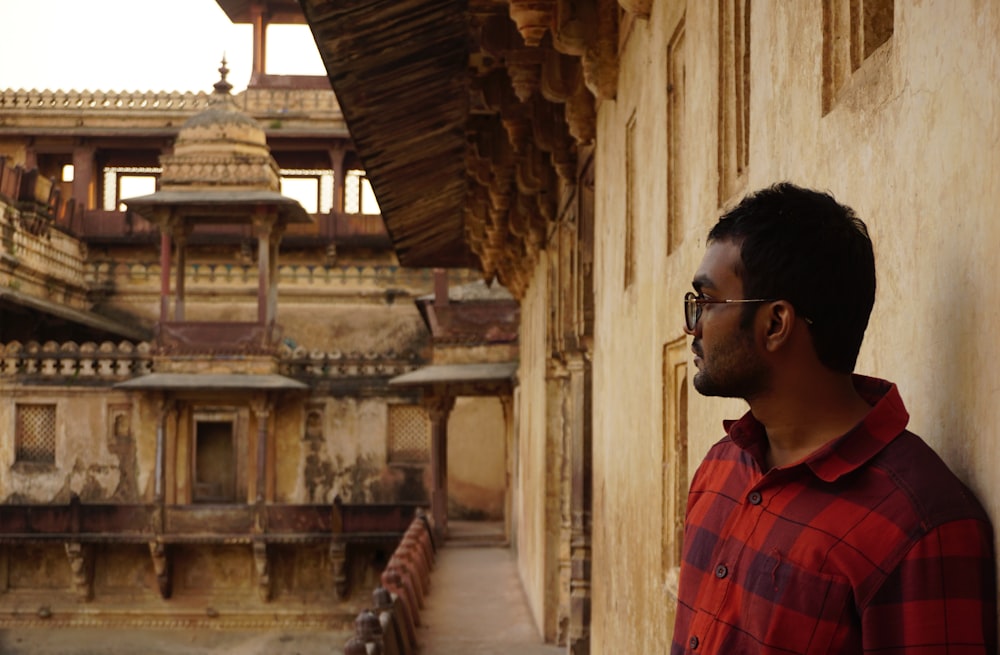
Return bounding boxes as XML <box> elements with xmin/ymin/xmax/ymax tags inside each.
<box><xmin>689</xmin><ymin>635</ymin><xmax>700</xmax><ymax>650</ymax></box>
<box><xmin>748</xmin><ymin>491</ymin><xmax>762</xmax><ymax>505</ymax></box>
<box><xmin>715</xmin><ymin>564</ymin><xmax>729</xmax><ymax>579</ymax></box>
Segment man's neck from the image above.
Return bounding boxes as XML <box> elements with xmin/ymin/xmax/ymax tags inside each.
<box><xmin>750</xmin><ymin>373</ymin><xmax>873</xmax><ymax>470</ymax></box>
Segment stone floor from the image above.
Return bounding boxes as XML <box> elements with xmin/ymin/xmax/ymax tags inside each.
<box><xmin>0</xmin><ymin>521</ymin><xmax>561</xmax><ymax>654</ymax></box>
<box><xmin>417</xmin><ymin>521</ymin><xmax>562</xmax><ymax>655</ymax></box>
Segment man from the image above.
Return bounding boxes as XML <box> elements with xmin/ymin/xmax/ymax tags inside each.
<box><xmin>673</xmin><ymin>183</ymin><xmax>996</xmax><ymax>654</ymax></box>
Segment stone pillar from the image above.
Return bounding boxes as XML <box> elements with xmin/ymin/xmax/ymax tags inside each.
<box><xmin>153</xmin><ymin>394</ymin><xmax>172</xmax><ymax>502</ymax></box>
<box><xmin>250</xmin><ymin>3</ymin><xmax>269</xmax><ymax>84</ymax></box>
<box><xmin>499</xmin><ymin>392</ymin><xmax>515</xmax><ymax>543</ymax></box>
<box><xmin>159</xmin><ymin>231</ymin><xmax>171</xmax><ymax>324</ymax></box>
<box><xmin>250</xmin><ymin>394</ymin><xmax>273</xmax><ymax>503</ymax></box>
<box><xmin>267</xmin><ymin>223</ymin><xmax>284</xmax><ymax>333</ymax></box>
<box><xmin>566</xmin><ymin>350</ymin><xmax>592</xmax><ymax>654</ymax></box>
<box><xmin>330</xmin><ymin>147</ymin><xmax>348</xmax><ymax>213</ymax></box>
<box><xmin>424</xmin><ymin>394</ymin><xmax>455</xmax><ymax>541</ymax></box>
<box><xmin>173</xmin><ymin>228</ymin><xmax>187</xmax><ymax>322</ymax></box>
<box><xmin>546</xmin><ymin>359</ymin><xmax>569</xmax><ymax>644</ymax></box>
<box><xmin>71</xmin><ymin>145</ymin><xmax>95</xmax><ymax>209</ymax></box>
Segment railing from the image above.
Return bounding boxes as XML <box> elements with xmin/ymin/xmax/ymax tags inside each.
<box><xmin>0</xmin><ymin>89</ymin><xmax>213</xmax><ymax>112</ymax></box>
<box><xmin>3</xmin><ymin>217</ymin><xmax>89</xmax><ymax>289</ymax></box>
<box><xmin>0</xmin><ymin>341</ymin><xmax>152</xmax><ymax>379</ymax></box>
<box><xmin>0</xmin><ymin>87</ymin><xmax>342</xmax><ymax>123</ymax></box>
<box><xmin>344</xmin><ymin>515</ymin><xmax>436</xmax><ymax>655</ymax></box>
<box><xmin>0</xmin><ymin>340</ymin><xmax>425</xmax><ymax>382</ymax></box>
<box><xmin>74</xmin><ymin>209</ymin><xmax>389</xmax><ymax>244</ymax></box>
<box><xmin>0</xmin><ymin>500</ymin><xmax>423</xmax><ymax>544</ymax></box>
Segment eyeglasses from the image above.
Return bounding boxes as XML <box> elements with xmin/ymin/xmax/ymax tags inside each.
<box><xmin>684</xmin><ymin>292</ymin><xmax>813</xmax><ymax>331</ymax></box>
<box><xmin>684</xmin><ymin>292</ymin><xmax>777</xmax><ymax>331</ymax></box>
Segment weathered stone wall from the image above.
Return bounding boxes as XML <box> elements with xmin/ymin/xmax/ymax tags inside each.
<box><xmin>447</xmin><ymin>396</ymin><xmax>506</xmax><ymax>520</ymax></box>
<box><xmin>0</xmin><ymin>386</ymin><xmax>153</xmax><ymax>504</ymax></box>
<box><xmin>584</xmin><ymin>1</ymin><xmax>1000</xmax><ymax>651</ymax></box>
<box><xmin>514</xmin><ymin>253</ymin><xmax>560</xmax><ymax>639</ymax></box>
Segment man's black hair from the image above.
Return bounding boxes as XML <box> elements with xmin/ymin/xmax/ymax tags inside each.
<box><xmin>707</xmin><ymin>182</ymin><xmax>876</xmax><ymax>373</ymax></box>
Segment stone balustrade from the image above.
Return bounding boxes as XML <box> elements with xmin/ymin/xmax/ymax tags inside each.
<box><xmin>5</xmin><ymin>219</ymin><xmax>89</xmax><ymax>289</ymax></box>
<box><xmin>0</xmin><ymin>340</ymin><xmax>153</xmax><ymax>379</ymax></box>
<box><xmin>0</xmin><ymin>87</ymin><xmax>342</xmax><ymax>121</ymax></box>
<box><xmin>0</xmin><ymin>88</ymin><xmax>212</xmax><ymax>111</ymax></box>
<box><xmin>86</xmin><ymin>260</ymin><xmax>479</xmax><ymax>292</ymax></box>
<box><xmin>0</xmin><ymin>340</ymin><xmax>424</xmax><ymax>382</ymax></box>
<box><xmin>345</xmin><ymin>515</ymin><xmax>436</xmax><ymax>655</ymax></box>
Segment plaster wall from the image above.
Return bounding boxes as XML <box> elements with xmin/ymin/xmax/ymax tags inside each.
<box><xmin>588</xmin><ymin>0</ymin><xmax>1000</xmax><ymax>651</ymax></box>
<box><xmin>514</xmin><ymin>252</ymin><xmax>558</xmax><ymax>638</ymax></box>
<box><xmin>0</xmin><ymin>387</ymin><xmax>151</xmax><ymax>504</ymax></box>
<box><xmin>447</xmin><ymin>396</ymin><xmax>506</xmax><ymax>520</ymax></box>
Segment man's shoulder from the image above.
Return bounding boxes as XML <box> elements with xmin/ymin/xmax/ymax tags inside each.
<box><xmin>871</xmin><ymin>430</ymin><xmax>991</xmax><ymax>528</ymax></box>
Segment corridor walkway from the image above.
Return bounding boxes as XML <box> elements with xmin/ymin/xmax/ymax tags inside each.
<box><xmin>418</xmin><ymin>521</ymin><xmax>563</xmax><ymax>655</ymax></box>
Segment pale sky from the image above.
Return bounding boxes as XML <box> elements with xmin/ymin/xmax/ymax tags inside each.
<box><xmin>0</xmin><ymin>0</ymin><xmax>326</xmax><ymax>93</ymax></box>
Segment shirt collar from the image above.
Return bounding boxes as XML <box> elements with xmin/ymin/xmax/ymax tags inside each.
<box><xmin>724</xmin><ymin>375</ymin><xmax>910</xmax><ymax>482</ymax></box>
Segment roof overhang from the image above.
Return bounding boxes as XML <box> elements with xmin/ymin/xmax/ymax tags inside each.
<box><xmin>389</xmin><ymin>362</ymin><xmax>517</xmax><ymax>396</ymax></box>
<box><xmin>299</xmin><ymin>0</ymin><xmax>476</xmax><ymax>268</ymax></box>
<box><xmin>115</xmin><ymin>373</ymin><xmax>308</xmax><ymax>391</ymax></box>
<box><xmin>0</xmin><ymin>287</ymin><xmax>151</xmax><ymax>342</ymax></box>
<box><xmin>214</xmin><ymin>0</ymin><xmax>306</xmax><ymax>24</ymax></box>
<box><xmin>125</xmin><ymin>190</ymin><xmax>312</xmax><ymax>225</ymax></box>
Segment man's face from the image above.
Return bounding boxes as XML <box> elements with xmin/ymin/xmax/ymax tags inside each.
<box><xmin>689</xmin><ymin>240</ymin><xmax>771</xmax><ymax>400</ymax></box>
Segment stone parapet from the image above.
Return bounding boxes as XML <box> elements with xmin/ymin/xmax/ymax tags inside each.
<box><xmin>0</xmin><ymin>88</ymin><xmax>344</xmax><ymax>131</ymax></box>
<box><xmin>0</xmin><ymin>340</ymin><xmax>153</xmax><ymax>379</ymax></box>
<box><xmin>0</xmin><ymin>340</ymin><xmax>423</xmax><ymax>383</ymax></box>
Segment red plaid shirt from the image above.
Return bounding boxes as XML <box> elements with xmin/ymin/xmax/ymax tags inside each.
<box><xmin>672</xmin><ymin>376</ymin><xmax>997</xmax><ymax>654</ymax></box>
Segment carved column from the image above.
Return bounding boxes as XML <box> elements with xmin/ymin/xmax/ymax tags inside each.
<box><xmin>330</xmin><ymin>539</ymin><xmax>348</xmax><ymax>599</ymax></box>
<box><xmin>153</xmin><ymin>394</ymin><xmax>174</xmax><ymax>502</ymax></box>
<box><xmin>546</xmin><ymin>358</ymin><xmax>569</xmax><ymax>644</ymax></box>
<box><xmin>250</xmin><ymin>3</ymin><xmax>269</xmax><ymax>83</ymax></box>
<box><xmin>250</xmin><ymin>393</ymin><xmax>273</xmax><ymax>503</ymax></box>
<box><xmin>566</xmin><ymin>350</ymin><xmax>592</xmax><ymax>654</ymax></box>
<box><xmin>499</xmin><ymin>392</ymin><xmax>515</xmax><ymax>542</ymax></box>
<box><xmin>173</xmin><ymin>227</ymin><xmax>188</xmax><ymax>322</ymax></box>
<box><xmin>148</xmin><ymin>540</ymin><xmax>171</xmax><ymax>599</ymax></box>
<box><xmin>253</xmin><ymin>211</ymin><xmax>275</xmax><ymax>329</ymax></box>
<box><xmin>330</xmin><ymin>146</ymin><xmax>348</xmax><ymax>214</ymax></box>
<box><xmin>65</xmin><ymin>542</ymin><xmax>93</xmax><ymax>601</ymax></box>
<box><xmin>158</xmin><ymin>227</ymin><xmax>172</xmax><ymax>324</ymax></box>
<box><xmin>253</xmin><ymin>541</ymin><xmax>271</xmax><ymax>601</ymax></box>
<box><xmin>424</xmin><ymin>393</ymin><xmax>456</xmax><ymax>541</ymax></box>
<box><xmin>71</xmin><ymin>144</ymin><xmax>95</xmax><ymax>210</ymax></box>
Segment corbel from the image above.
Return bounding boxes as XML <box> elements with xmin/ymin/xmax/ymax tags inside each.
<box><xmin>253</xmin><ymin>541</ymin><xmax>271</xmax><ymax>601</ymax></box>
<box><xmin>148</xmin><ymin>540</ymin><xmax>172</xmax><ymax>599</ymax></box>
<box><xmin>509</xmin><ymin>0</ymin><xmax>556</xmax><ymax>46</ymax></box>
<box><xmin>64</xmin><ymin>541</ymin><xmax>93</xmax><ymax>602</ymax></box>
<box><xmin>330</xmin><ymin>539</ymin><xmax>349</xmax><ymax>599</ymax></box>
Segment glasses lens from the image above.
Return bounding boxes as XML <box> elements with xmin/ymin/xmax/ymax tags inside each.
<box><xmin>684</xmin><ymin>292</ymin><xmax>698</xmax><ymax>331</ymax></box>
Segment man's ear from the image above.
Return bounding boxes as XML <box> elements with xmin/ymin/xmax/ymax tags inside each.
<box><xmin>762</xmin><ymin>301</ymin><xmax>796</xmax><ymax>352</ymax></box>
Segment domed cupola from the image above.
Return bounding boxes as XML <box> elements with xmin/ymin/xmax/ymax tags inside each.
<box><xmin>158</xmin><ymin>58</ymin><xmax>280</xmax><ymax>193</ymax></box>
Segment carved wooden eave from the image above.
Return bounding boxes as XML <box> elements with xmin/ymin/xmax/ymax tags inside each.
<box><xmin>298</xmin><ymin>0</ymin><xmax>620</xmax><ymax>297</ymax></box>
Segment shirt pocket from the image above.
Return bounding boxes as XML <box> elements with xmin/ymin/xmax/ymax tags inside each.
<box><xmin>737</xmin><ymin>551</ymin><xmax>855</xmax><ymax>654</ymax></box>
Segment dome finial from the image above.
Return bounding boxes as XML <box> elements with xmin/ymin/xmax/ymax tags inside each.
<box><xmin>213</xmin><ymin>55</ymin><xmax>233</xmax><ymax>95</ymax></box>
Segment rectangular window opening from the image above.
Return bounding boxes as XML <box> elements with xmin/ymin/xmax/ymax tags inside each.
<box><xmin>388</xmin><ymin>405</ymin><xmax>430</xmax><ymax>464</ymax></box>
<box><xmin>16</xmin><ymin>404</ymin><xmax>56</xmax><ymax>465</ymax></box>
<box><xmin>193</xmin><ymin>420</ymin><xmax>236</xmax><ymax>503</ymax></box>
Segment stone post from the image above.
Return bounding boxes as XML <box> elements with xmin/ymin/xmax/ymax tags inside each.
<box><xmin>424</xmin><ymin>393</ymin><xmax>455</xmax><ymax>541</ymax></box>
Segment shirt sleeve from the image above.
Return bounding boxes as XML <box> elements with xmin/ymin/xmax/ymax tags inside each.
<box><xmin>862</xmin><ymin>518</ymin><xmax>997</xmax><ymax>654</ymax></box>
